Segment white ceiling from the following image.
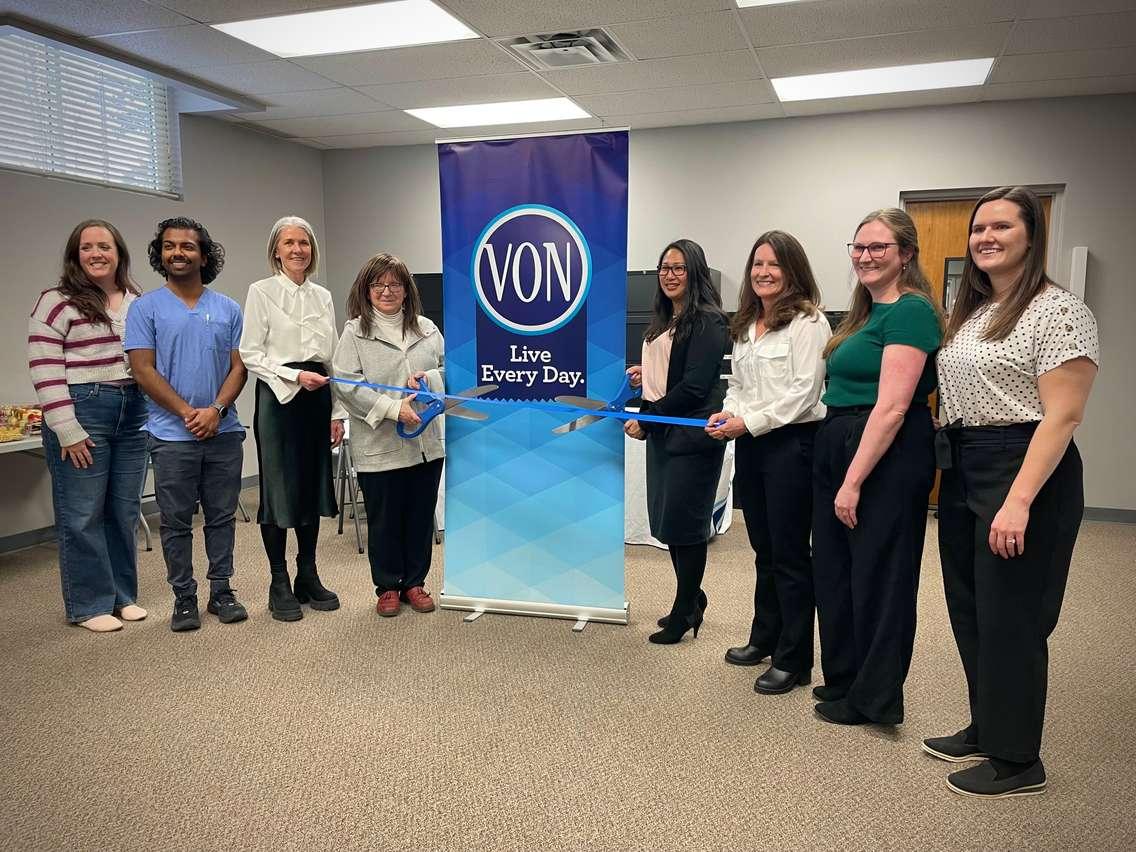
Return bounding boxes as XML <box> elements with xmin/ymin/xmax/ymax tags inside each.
<box><xmin>2</xmin><ymin>0</ymin><xmax>1135</xmax><ymax>149</ymax></box>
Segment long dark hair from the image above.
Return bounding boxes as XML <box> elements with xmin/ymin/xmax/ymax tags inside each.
<box><xmin>729</xmin><ymin>230</ymin><xmax>820</xmax><ymax>342</ymax></box>
<box><xmin>823</xmin><ymin>207</ymin><xmax>941</xmax><ymax>359</ymax></box>
<box><xmin>147</xmin><ymin>216</ymin><xmax>225</xmax><ymax>285</ymax></box>
<box><xmin>57</xmin><ymin>219</ymin><xmax>140</xmax><ymax>327</ymax></box>
<box><xmin>943</xmin><ymin>186</ymin><xmax>1053</xmax><ymax>345</ymax></box>
<box><xmin>645</xmin><ymin>239</ymin><xmax>726</xmax><ymax>344</ymax></box>
<box><xmin>346</xmin><ymin>252</ymin><xmax>424</xmax><ymax>339</ymax></box>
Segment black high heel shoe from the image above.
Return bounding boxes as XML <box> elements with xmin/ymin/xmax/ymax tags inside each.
<box><xmin>657</xmin><ymin>590</ymin><xmax>708</xmax><ymax>628</ymax></box>
<box><xmin>649</xmin><ymin>609</ymin><xmax>703</xmax><ymax>644</ymax></box>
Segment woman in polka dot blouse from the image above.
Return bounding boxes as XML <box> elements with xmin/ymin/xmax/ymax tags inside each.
<box><xmin>923</xmin><ymin>186</ymin><xmax>1099</xmax><ymax>800</ymax></box>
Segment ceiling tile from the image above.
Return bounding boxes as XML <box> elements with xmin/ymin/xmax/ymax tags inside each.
<box><xmin>600</xmin><ymin>102</ymin><xmax>785</xmax><ymax>129</ymax></box>
<box><xmin>158</xmin><ymin>1</ymin><xmax>380</xmax><ymax>24</ymax></box>
<box><xmin>757</xmin><ymin>24</ymin><xmax>1012</xmax><ymax>78</ymax></box>
<box><xmin>577</xmin><ymin>79</ymin><xmax>776</xmax><ymax>116</ymax></box>
<box><xmin>253</xmin><ymin>110</ymin><xmax>433</xmax><ymax>136</ymax></box>
<box><xmin>545</xmin><ymin>50</ymin><xmax>762</xmax><ymax>95</ymax></box>
<box><xmin>233</xmin><ymin>86</ymin><xmax>390</xmax><ymax>119</ymax></box>
<box><xmin>990</xmin><ymin>45</ymin><xmax>1136</xmax><ymax>82</ymax></box>
<box><xmin>781</xmin><ymin>85</ymin><xmax>987</xmax><ymax>117</ymax></box>
<box><xmin>293</xmin><ymin>39</ymin><xmax>522</xmax><ymax>85</ymax></box>
<box><xmin>983</xmin><ymin>74</ymin><xmax>1136</xmax><ymax>99</ymax></box>
<box><xmin>437</xmin><ymin>1</ymin><xmax>732</xmax><ymax>38</ymax></box>
<box><xmin>180</xmin><ymin>60</ymin><xmax>341</xmax><ymax>94</ymax></box>
<box><xmin>1006</xmin><ymin>11</ymin><xmax>1136</xmax><ymax>54</ymax></box>
<box><xmin>94</xmin><ymin>23</ymin><xmax>277</xmax><ymax>67</ymax></box>
<box><xmin>355</xmin><ymin>72</ymin><xmax>558</xmax><ymax>109</ymax></box>
<box><xmin>1</xmin><ymin>0</ymin><xmax>193</xmax><ymax>36</ymax></box>
<box><xmin>606</xmin><ymin>10</ymin><xmax>749</xmax><ymax>60</ymax></box>
<box><xmin>740</xmin><ymin>0</ymin><xmax>1017</xmax><ymax>48</ymax></box>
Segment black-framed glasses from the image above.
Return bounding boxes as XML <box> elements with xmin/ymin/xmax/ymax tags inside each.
<box><xmin>657</xmin><ymin>264</ymin><xmax>687</xmax><ymax>277</ymax></box>
<box><xmin>370</xmin><ymin>282</ymin><xmax>405</xmax><ymax>293</ymax></box>
<box><xmin>847</xmin><ymin>242</ymin><xmax>897</xmax><ymax>260</ymax></box>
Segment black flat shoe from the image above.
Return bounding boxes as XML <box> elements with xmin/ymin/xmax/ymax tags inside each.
<box><xmin>724</xmin><ymin>644</ymin><xmax>769</xmax><ymax>667</ymax></box>
<box><xmin>946</xmin><ymin>759</ymin><xmax>1046</xmax><ymax>799</ymax></box>
<box><xmin>815</xmin><ymin>698</ymin><xmax>870</xmax><ymax>726</ymax></box>
<box><xmin>811</xmin><ymin>684</ymin><xmax>847</xmax><ymax>702</ymax></box>
<box><xmin>922</xmin><ymin>729</ymin><xmax>988</xmax><ymax>763</ymax></box>
<box><xmin>657</xmin><ymin>590</ymin><xmax>708</xmax><ymax>628</ymax></box>
<box><xmin>754</xmin><ymin>665</ymin><xmax>811</xmax><ymax>694</ymax></box>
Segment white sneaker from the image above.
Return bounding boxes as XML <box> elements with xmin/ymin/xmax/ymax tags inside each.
<box><xmin>78</xmin><ymin>614</ymin><xmax>123</xmax><ymax>632</ymax></box>
<box><xmin>117</xmin><ymin>604</ymin><xmax>148</xmax><ymax>622</ymax></box>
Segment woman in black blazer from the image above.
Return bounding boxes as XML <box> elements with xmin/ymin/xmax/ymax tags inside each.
<box><xmin>626</xmin><ymin>239</ymin><xmax>730</xmax><ymax>644</ymax></box>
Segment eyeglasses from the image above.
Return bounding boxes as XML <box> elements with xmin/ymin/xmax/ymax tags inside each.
<box><xmin>847</xmin><ymin>242</ymin><xmax>898</xmax><ymax>260</ymax></box>
<box><xmin>657</xmin><ymin>264</ymin><xmax>687</xmax><ymax>277</ymax></box>
<box><xmin>370</xmin><ymin>282</ymin><xmax>405</xmax><ymax>293</ymax></box>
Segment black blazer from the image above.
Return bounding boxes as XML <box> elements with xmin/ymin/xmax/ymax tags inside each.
<box><xmin>639</xmin><ymin>309</ymin><xmax>729</xmax><ymax>455</ymax></box>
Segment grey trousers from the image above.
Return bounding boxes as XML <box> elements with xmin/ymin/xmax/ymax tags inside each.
<box><xmin>149</xmin><ymin>431</ymin><xmax>245</xmax><ymax>598</ymax></box>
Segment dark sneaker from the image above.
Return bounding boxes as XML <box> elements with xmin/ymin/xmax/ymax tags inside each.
<box><xmin>207</xmin><ymin>589</ymin><xmax>248</xmax><ymax>624</ymax></box>
<box><xmin>923</xmin><ymin>729</ymin><xmax>988</xmax><ymax>763</ymax></box>
<box><xmin>171</xmin><ymin>595</ymin><xmax>200</xmax><ymax>632</ymax></box>
<box><xmin>946</xmin><ymin>759</ymin><xmax>1047</xmax><ymax>799</ymax></box>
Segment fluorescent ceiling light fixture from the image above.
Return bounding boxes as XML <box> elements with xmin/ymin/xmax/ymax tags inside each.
<box><xmin>736</xmin><ymin>1</ymin><xmax>812</xmax><ymax>7</ymax></box>
<box><xmin>772</xmin><ymin>58</ymin><xmax>995</xmax><ymax>102</ymax></box>
<box><xmin>212</xmin><ymin>0</ymin><xmax>477</xmax><ymax>58</ymax></box>
<box><xmin>406</xmin><ymin>97</ymin><xmax>590</xmax><ymax>128</ymax></box>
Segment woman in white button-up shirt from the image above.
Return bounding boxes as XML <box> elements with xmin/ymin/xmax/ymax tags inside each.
<box><xmin>707</xmin><ymin>230</ymin><xmax>831</xmax><ymax>695</ymax></box>
<box><xmin>240</xmin><ymin>216</ymin><xmax>346</xmax><ymax>622</ymax></box>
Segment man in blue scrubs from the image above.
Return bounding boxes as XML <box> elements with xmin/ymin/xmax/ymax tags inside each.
<box><xmin>126</xmin><ymin>217</ymin><xmax>248</xmax><ymax>632</ymax></box>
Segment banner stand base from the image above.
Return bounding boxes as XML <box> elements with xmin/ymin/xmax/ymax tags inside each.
<box><xmin>440</xmin><ymin>594</ymin><xmax>629</xmax><ymax>626</ymax></box>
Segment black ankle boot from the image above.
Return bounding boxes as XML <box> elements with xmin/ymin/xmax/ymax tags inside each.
<box><xmin>657</xmin><ymin>589</ymin><xmax>708</xmax><ymax>628</ymax></box>
<box><xmin>268</xmin><ymin>565</ymin><xmax>302</xmax><ymax>622</ymax></box>
<box><xmin>293</xmin><ymin>560</ymin><xmax>340</xmax><ymax>611</ymax></box>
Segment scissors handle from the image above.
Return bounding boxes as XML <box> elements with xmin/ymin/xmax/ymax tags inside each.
<box><xmin>396</xmin><ymin>378</ymin><xmax>444</xmax><ymax>439</ymax></box>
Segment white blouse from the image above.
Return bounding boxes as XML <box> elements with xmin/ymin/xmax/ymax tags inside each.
<box><xmin>722</xmin><ymin>310</ymin><xmax>831</xmax><ymax>437</ymax></box>
<box><xmin>640</xmin><ymin>329</ymin><xmax>674</xmax><ymax>402</ymax></box>
<box><xmin>937</xmin><ymin>285</ymin><xmax>1099</xmax><ymax>427</ymax></box>
<box><xmin>239</xmin><ymin>272</ymin><xmax>346</xmax><ymax>417</ymax></box>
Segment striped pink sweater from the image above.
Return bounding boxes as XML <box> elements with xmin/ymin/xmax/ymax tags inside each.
<box><xmin>28</xmin><ymin>288</ymin><xmax>136</xmax><ymax>446</ymax></box>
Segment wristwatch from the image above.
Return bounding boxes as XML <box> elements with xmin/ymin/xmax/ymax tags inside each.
<box><xmin>211</xmin><ymin>402</ymin><xmax>228</xmax><ymax>418</ymax></box>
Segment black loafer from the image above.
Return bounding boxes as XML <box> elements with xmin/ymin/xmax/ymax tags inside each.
<box><xmin>754</xmin><ymin>665</ymin><xmax>811</xmax><ymax>694</ymax></box>
<box><xmin>724</xmin><ymin>644</ymin><xmax>769</xmax><ymax>667</ymax></box>
<box><xmin>922</xmin><ymin>730</ymin><xmax>988</xmax><ymax>763</ymax></box>
<box><xmin>815</xmin><ymin>698</ymin><xmax>870</xmax><ymax>726</ymax></box>
<box><xmin>812</xmin><ymin>685</ymin><xmax>847</xmax><ymax>702</ymax></box>
<box><xmin>946</xmin><ymin>759</ymin><xmax>1046</xmax><ymax>799</ymax></box>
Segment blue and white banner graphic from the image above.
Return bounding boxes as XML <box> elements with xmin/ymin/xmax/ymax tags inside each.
<box><xmin>438</xmin><ymin>130</ymin><xmax>629</xmax><ymax>622</ymax></box>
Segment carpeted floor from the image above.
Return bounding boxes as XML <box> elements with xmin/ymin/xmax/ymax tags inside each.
<box><xmin>1</xmin><ymin>491</ymin><xmax>1133</xmax><ymax>851</ymax></box>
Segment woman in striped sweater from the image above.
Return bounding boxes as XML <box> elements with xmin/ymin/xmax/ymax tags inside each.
<box><xmin>28</xmin><ymin>220</ymin><xmax>150</xmax><ymax>632</ymax></box>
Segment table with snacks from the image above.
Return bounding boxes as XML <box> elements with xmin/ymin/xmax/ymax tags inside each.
<box><xmin>0</xmin><ymin>405</ymin><xmax>43</xmax><ymax>455</ymax></box>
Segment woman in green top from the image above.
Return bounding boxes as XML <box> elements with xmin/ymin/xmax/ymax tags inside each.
<box><xmin>811</xmin><ymin>208</ymin><xmax>943</xmax><ymax>726</ymax></box>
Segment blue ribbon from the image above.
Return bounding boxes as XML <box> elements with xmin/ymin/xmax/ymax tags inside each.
<box><xmin>328</xmin><ymin>376</ymin><xmax>716</xmax><ymax>436</ymax></box>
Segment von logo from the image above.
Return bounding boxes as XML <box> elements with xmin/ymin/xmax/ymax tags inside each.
<box><xmin>472</xmin><ymin>204</ymin><xmax>591</xmax><ymax>335</ymax></box>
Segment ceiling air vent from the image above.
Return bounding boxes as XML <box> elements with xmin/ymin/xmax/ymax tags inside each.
<box><xmin>498</xmin><ymin>29</ymin><xmax>631</xmax><ymax>71</ymax></box>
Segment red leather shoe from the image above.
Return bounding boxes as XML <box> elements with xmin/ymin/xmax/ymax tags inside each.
<box><xmin>402</xmin><ymin>586</ymin><xmax>435</xmax><ymax>613</ymax></box>
<box><xmin>376</xmin><ymin>590</ymin><xmax>400</xmax><ymax>617</ymax></box>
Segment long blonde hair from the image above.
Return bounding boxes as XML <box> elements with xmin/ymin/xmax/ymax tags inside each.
<box><xmin>823</xmin><ymin>207</ymin><xmax>942</xmax><ymax>359</ymax></box>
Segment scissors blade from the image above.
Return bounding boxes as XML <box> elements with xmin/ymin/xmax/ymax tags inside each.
<box><xmin>445</xmin><ymin>405</ymin><xmax>489</xmax><ymax>421</ymax></box>
<box><xmin>551</xmin><ymin>413</ymin><xmax>604</xmax><ymax>435</ymax></box>
<box><xmin>554</xmin><ymin>395</ymin><xmax>607</xmax><ymax>410</ymax></box>
<box><xmin>444</xmin><ymin>384</ymin><xmax>498</xmax><ymax>409</ymax></box>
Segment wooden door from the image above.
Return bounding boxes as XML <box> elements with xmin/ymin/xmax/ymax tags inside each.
<box><xmin>906</xmin><ymin>194</ymin><xmax>1053</xmax><ymax>505</ymax></box>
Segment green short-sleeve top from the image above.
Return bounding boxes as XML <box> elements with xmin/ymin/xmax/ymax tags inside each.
<box><xmin>823</xmin><ymin>293</ymin><xmax>941</xmax><ymax>408</ymax></box>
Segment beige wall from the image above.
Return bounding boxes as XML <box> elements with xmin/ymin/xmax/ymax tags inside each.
<box><xmin>0</xmin><ymin>115</ymin><xmax>325</xmax><ymax>539</ymax></box>
<box><xmin>322</xmin><ymin>94</ymin><xmax>1136</xmax><ymax>512</ymax></box>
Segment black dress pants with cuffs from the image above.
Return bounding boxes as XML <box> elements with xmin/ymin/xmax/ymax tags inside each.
<box><xmin>357</xmin><ymin>459</ymin><xmax>443</xmax><ymax>595</ymax></box>
<box><xmin>812</xmin><ymin>405</ymin><xmax>935</xmax><ymax>724</ymax></box>
<box><xmin>938</xmin><ymin>424</ymin><xmax>1083</xmax><ymax>763</ymax></box>
<box><xmin>735</xmin><ymin>422</ymin><xmax>818</xmax><ymax>673</ymax></box>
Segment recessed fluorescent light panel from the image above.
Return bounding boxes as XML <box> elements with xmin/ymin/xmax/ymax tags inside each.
<box><xmin>736</xmin><ymin>1</ymin><xmax>812</xmax><ymax>7</ymax></box>
<box><xmin>772</xmin><ymin>58</ymin><xmax>995</xmax><ymax>102</ymax></box>
<box><xmin>406</xmin><ymin>98</ymin><xmax>590</xmax><ymax>128</ymax></box>
<box><xmin>212</xmin><ymin>0</ymin><xmax>477</xmax><ymax>58</ymax></box>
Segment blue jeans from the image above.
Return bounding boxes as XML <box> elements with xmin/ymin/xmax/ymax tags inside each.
<box><xmin>148</xmin><ymin>431</ymin><xmax>245</xmax><ymax>598</ymax></box>
<box><xmin>42</xmin><ymin>383</ymin><xmax>148</xmax><ymax>622</ymax></box>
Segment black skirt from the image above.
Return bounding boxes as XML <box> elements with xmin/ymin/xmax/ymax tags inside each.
<box><xmin>645</xmin><ymin>430</ymin><xmax>725</xmax><ymax>546</ymax></box>
<box><xmin>253</xmin><ymin>361</ymin><xmax>337</xmax><ymax>528</ymax></box>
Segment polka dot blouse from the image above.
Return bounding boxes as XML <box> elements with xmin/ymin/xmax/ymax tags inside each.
<box><xmin>938</xmin><ymin>285</ymin><xmax>1099</xmax><ymax>427</ymax></box>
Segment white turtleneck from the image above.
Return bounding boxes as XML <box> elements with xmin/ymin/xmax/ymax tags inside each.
<box><xmin>374</xmin><ymin>308</ymin><xmax>410</xmax><ymax>351</ymax></box>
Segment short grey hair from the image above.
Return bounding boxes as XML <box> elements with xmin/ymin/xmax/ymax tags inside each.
<box><xmin>267</xmin><ymin>215</ymin><xmax>320</xmax><ymax>278</ymax></box>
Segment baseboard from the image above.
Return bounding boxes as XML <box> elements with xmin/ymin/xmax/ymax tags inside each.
<box><xmin>0</xmin><ymin>475</ymin><xmax>259</xmax><ymax>555</ymax></box>
<box><xmin>1083</xmin><ymin>506</ymin><xmax>1136</xmax><ymax>524</ymax></box>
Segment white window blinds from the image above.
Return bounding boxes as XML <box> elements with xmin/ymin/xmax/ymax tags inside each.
<box><xmin>0</xmin><ymin>28</ymin><xmax>183</xmax><ymax>198</ymax></box>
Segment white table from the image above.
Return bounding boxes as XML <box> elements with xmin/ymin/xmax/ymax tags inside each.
<box><xmin>0</xmin><ymin>436</ymin><xmax>44</xmax><ymax>455</ymax></box>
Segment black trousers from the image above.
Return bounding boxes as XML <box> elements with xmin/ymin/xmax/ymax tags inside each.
<box><xmin>735</xmin><ymin>422</ymin><xmax>818</xmax><ymax>672</ymax></box>
<box><xmin>938</xmin><ymin>424</ymin><xmax>1083</xmax><ymax>762</ymax></box>
<box><xmin>812</xmin><ymin>406</ymin><xmax>935</xmax><ymax>723</ymax></box>
<box><xmin>357</xmin><ymin>459</ymin><xmax>443</xmax><ymax>595</ymax></box>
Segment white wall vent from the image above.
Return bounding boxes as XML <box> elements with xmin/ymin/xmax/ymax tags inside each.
<box><xmin>498</xmin><ymin>29</ymin><xmax>631</xmax><ymax>71</ymax></box>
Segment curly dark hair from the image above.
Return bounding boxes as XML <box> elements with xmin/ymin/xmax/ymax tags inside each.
<box><xmin>147</xmin><ymin>216</ymin><xmax>225</xmax><ymax>284</ymax></box>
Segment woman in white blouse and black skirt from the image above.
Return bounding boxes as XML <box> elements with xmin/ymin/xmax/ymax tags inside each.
<box><xmin>706</xmin><ymin>231</ymin><xmax>831</xmax><ymax>694</ymax></box>
<box><xmin>925</xmin><ymin>186</ymin><xmax>1098</xmax><ymax>799</ymax></box>
<box><xmin>240</xmin><ymin>216</ymin><xmax>345</xmax><ymax>621</ymax></box>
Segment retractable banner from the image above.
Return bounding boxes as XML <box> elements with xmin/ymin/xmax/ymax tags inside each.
<box><xmin>437</xmin><ymin>130</ymin><xmax>629</xmax><ymax>624</ymax></box>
